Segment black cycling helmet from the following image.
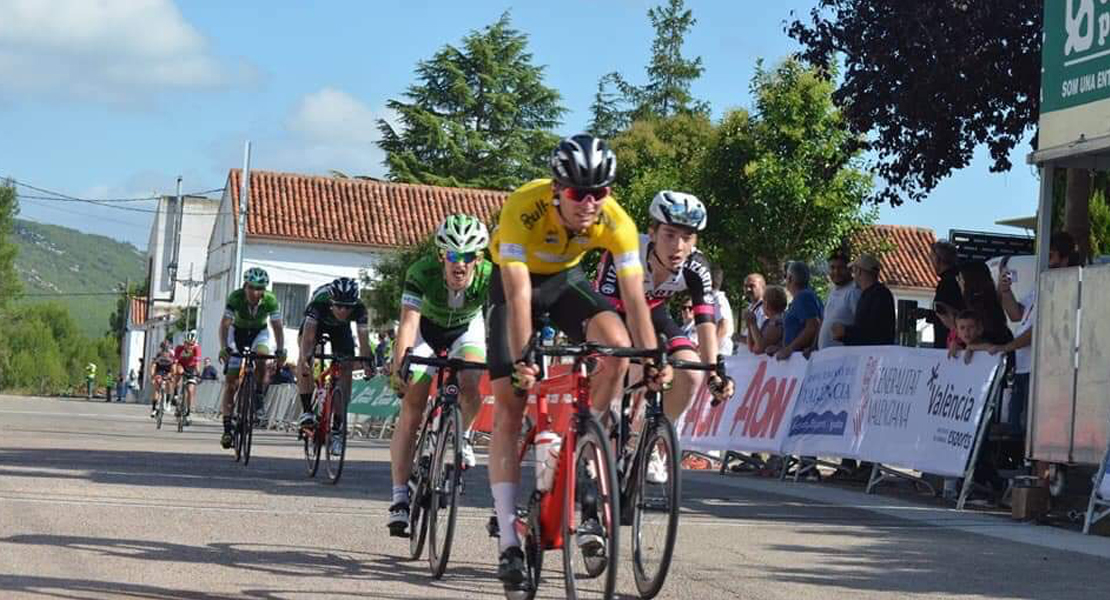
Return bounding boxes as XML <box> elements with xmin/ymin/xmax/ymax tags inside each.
<box><xmin>330</xmin><ymin>277</ymin><xmax>361</xmax><ymax>306</ymax></box>
<box><xmin>550</xmin><ymin>134</ymin><xmax>617</xmax><ymax>189</ymax></box>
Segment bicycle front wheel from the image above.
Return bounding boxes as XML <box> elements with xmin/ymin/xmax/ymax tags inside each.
<box><xmin>155</xmin><ymin>392</ymin><xmax>164</xmax><ymax>430</ymax></box>
<box><xmin>427</xmin><ymin>404</ymin><xmax>461</xmax><ymax>579</ymax></box>
<box><xmin>324</xmin><ymin>390</ymin><xmax>347</xmax><ymax>484</ymax></box>
<box><xmin>239</xmin><ymin>377</ymin><xmax>255</xmax><ymax>465</ymax></box>
<box><xmin>630</xmin><ymin>418</ymin><xmax>681</xmax><ymax>599</ymax></box>
<box><xmin>563</xmin><ymin>415</ymin><xmax>620</xmax><ymax>600</ymax></box>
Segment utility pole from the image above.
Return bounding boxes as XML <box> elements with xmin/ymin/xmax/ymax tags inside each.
<box><xmin>234</xmin><ymin>141</ymin><xmax>252</xmax><ymax>286</ymax></box>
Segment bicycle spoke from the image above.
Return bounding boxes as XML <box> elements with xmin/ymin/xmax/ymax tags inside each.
<box><xmin>562</xmin><ymin>417</ymin><xmax>620</xmax><ymax>600</ymax></box>
<box><xmin>631</xmin><ymin>419</ymin><xmax>681</xmax><ymax>599</ymax></box>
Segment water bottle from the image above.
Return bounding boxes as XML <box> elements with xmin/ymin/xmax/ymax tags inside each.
<box><xmin>534</xmin><ymin>431</ymin><xmax>562</xmax><ymax>492</ymax></box>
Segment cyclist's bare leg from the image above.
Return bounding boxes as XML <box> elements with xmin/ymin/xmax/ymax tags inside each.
<box><xmin>220</xmin><ymin>376</ymin><xmax>239</xmax><ymax>418</ymax></box>
<box><xmin>584</xmin><ymin>311</ymin><xmax>632</xmax><ymax>415</ymax></box>
<box><xmin>488</xmin><ymin>377</ymin><xmax>525</xmax><ymax>549</ymax></box>
<box><xmin>336</xmin><ymin>365</ymin><xmax>352</xmax><ymax>416</ymax></box>
<box><xmin>389</xmin><ymin>378</ymin><xmax>434</xmax><ymax>488</ymax></box>
<box><xmin>662</xmin><ymin>347</ymin><xmax>704</xmax><ymax>421</ymax></box>
<box><xmin>458</xmin><ymin>349</ymin><xmax>485</xmax><ymax>430</ymax></box>
<box><xmin>185</xmin><ymin>380</ymin><xmax>196</xmax><ymax>414</ymax></box>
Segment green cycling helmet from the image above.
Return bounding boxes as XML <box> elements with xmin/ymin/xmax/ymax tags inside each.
<box><xmin>435</xmin><ymin>214</ymin><xmax>489</xmax><ymax>254</ymax></box>
<box><xmin>243</xmin><ymin>267</ymin><xmax>270</xmax><ymax>288</ymax></box>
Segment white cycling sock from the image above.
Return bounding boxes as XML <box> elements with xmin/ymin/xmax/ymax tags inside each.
<box><xmin>391</xmin><ymin>485</ymin><xmax>408</xmax><ymax>506</ymax></box>
<box><xmin>492</xmin><ymin>482</ymin><xmax>520</xmax><ymax>551</ymax></box>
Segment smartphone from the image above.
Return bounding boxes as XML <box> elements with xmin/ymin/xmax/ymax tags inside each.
<box><xmin>1005</xmin><ymin>269</ymin><xmax>1018</xmax><ymax>284</ymax></box>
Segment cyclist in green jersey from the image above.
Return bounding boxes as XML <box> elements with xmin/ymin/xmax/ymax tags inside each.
<box><xmin>217</xmin><ymin>267</ymin><xmax>286</xmax><ymax>449</ymax></box>
<box><xmin>387</xmin><ymin>214</ymin><xmax>491</xmax><ymax>537</ymax></box>
<box><xmin>296</xmin><ymin>277</ymin><xmax>372</xmax><ymax>456</ymax></box>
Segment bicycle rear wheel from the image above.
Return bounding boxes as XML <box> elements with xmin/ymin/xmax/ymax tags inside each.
<box><xmin>324</xmin><ymin>389</ymin><xmax>347</xmax><ymax>484</ymax></box>
<box><xmin>155</xmin><ymin>391</ymin><xmax>164</xmax><ymax>430</ymax></box>
<box><xmin>408</xmin><ymin>423</ymin><xmax>432</xmax><ymax>559</ymax></box>
<box><xmin>427</xmin><ymin>404</ymin><xmax>461</xmax><ymax>578</ymax></box>
<box><xmin>630</xmin><ymin>418</ymin><xmax>680</xmax><ymax>599</ymax></box>
<box><xmin>176</xmin><ymin>387</ymin><xmax>185</xmax><ymax>433</ymax></box>
<box><xmin>563</xmin><ymin>415</ymin><xmax>620</xmax><ymax>600</ymax></box>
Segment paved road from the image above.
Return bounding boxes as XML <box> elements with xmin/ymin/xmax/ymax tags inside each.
<box><xmin>1</xmin><ymin>395</ymin><xmax>1107</xmax><ymax>599</ymax></box>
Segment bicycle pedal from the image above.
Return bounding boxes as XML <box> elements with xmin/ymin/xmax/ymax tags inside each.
<box><xmin>388</xmin><ymin>524</ymin><xmax>410</xmax><ymax>538</ymax></box>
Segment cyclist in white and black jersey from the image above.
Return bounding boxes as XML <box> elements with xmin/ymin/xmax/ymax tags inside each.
<box><xmin>596</xmin><ymin>191</ymin><xmax>733</xmax><ymax>463</ymax></box>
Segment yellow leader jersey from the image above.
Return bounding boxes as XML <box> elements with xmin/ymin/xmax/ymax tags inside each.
<box><xmin>491</xmin><ymin>179</ymin><xmax>643</xmax><ymax>277</ymax></box>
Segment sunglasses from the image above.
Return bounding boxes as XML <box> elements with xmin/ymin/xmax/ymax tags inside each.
<box><xmin>247</xmin><ymin>285</ymin><xmax>266</xmax><ymax>292</ymax></box>
<box><xmin>444</xmin><ymin>250</ymin><xmax>480</xmax><ymax>264</ymax></box>
<box><xmin>681</xmin><ymin>305</ymin><xmax>694</xmax><ymax>312</ymax></box>
<box><xmin>563</xmin><ymin>186</ymin><xmax>611</xmax><ymax>203</ymax></box>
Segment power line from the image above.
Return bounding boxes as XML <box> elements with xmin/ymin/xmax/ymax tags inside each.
<box><xmin>5</xmin><ymin>177</ymin><xmax>226</xmax><ymax>215</ymax></box>
<box><xmin>20</xmin><ymin>291</ymin><xmax>129</xmax><ymax>297</ymax></box>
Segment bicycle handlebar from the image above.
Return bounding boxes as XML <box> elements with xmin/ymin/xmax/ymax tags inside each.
<box><xmin>399</xmin><ymin>347</ymin><xmax>487</xmax><ymax>383</ymax></box>
<box><xmin>311</xmin><ymin>354</ymin><xmax>375</xmax><ymax>362</ymax></box>
<box><xmin>229</xmin><ymin>351</ymin><xmax>277</xmax><ymax>360</ymax></box>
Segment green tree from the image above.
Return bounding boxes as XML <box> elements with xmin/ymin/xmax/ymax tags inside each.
<box><xmin>377</xmin><ymin>12</ymin><xmax>566</xmax><ymax>190</ymax></box>
<box><xmin>611</xmin><ymin>0</ymin><xmax>709</xmax><ymax>122</ymax></box>
<box><xmin>0</xmin><ymin>303</ymin><xmax>118</xmax><ymax>395</ymax></box>
<box><xmin>787</xmin><ymin>1</ymin><xmax>1041</xmax><ymax>207</ymax></box>
<box><xmin>697</xmin><ymin>59</ymin><xmax>874</xmax><ymax>283</ymax></box>
<box><xmin>0</xmin><ymin>181</ymin><xmax>20</xmax><ymax>316</ymax></box>
<box><xmin>587</xmin><ymin>74</ymin><xmax>627</xmax><ymax>140</ymax></box>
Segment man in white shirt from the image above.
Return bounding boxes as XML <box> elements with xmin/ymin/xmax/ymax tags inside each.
<box><xmin>990</xmin><ymin>232</ymin><xmax>1074</xmax><ymax>433</ymax></box>
<box><xmin>818</xmin><ymin>250</ymin><xmax>862</xmax><ymax>350</ymax></box>
<box><xmin>741</xmin><ymin>273</ymin><xmax>767</xmax><ymax>352</ymax></box>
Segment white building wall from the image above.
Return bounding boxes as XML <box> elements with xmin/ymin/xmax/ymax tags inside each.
<box><xmin>121</xmin><ymin>328</ymin><xmax>146</xmax><ymax>381</ymax></box>
<box><xmin>198</xmin><ymin>187</ymin><xmax>238</xmax><ymax>366</ymax></box>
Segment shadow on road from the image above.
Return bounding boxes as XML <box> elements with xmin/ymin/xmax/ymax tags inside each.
<box><xmin>0</xmin><ymin>573</ymin><xmax>237</xmax><ymax>600</ymax></box>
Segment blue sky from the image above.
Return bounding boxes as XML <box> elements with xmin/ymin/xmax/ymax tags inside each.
<box><xmin>0</xmin><ymin>0</ymin><xmax>1040</xmax><ymax>249</ymax></box>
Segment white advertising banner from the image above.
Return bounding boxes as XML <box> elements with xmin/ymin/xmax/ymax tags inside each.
<box><xmin>679</xmin><ymin>346</ymin><xmax>1001</xmax><ymax>479</ymax></box>
<box><xmin>677</xmin><ymin>354</ymin><xmax>807</xmax><ymax>454</ymax></box>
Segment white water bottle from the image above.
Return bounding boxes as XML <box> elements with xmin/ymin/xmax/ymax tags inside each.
<box><xmin>534</xmin><ymin>431</ymin><xmax>562</xmax><ymax>492</ymax></box>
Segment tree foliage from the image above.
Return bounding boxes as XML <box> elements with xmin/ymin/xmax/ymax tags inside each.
<box><xmin>0</xmin><ymin>303</ymin><xmax>119</xmax><ymax>395</ymax></box>
<box><xmin>377</xmin><ymin>12</ymin><xmax>566</xmax><ymax>190</ymax></box>
<box><xmin>788</xmin><ymin>1</ymin><xmax>1042</xmax><ymax>205</ymax></box>
<box><xmin>0</xmin><ymin>182</ymin><xmax>20</xmax><ymax>317</ymax></box>
<box><xmin>609</xmin><ymin>59</ymin><xmax>874</xmax><ymax>301</ymax></box>
<box><xmin>596</xmin><ymin>0</ymin><xmax>709</xmax><ymax>133</ymax></box>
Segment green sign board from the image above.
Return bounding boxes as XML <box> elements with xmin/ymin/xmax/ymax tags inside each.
<box><xmin>1042</xmin><ymin>0</ymin><xmax>1110</xmax><ymax>114</ymax></box>
<box><xmin>348</xmin><ymin>375</ymin><xmax>400</xmax><ymax>419</ymax></box>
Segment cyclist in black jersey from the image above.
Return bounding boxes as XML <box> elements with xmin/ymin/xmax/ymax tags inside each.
<box><xmin>596</xmin><ymin>191</ymin><xmax>734</xmax><ymax>426</ymax></box>
<box><xmin>149</xmin><ymin>341</ymin><xmax>175</xmax><ymax>418</ymax></box>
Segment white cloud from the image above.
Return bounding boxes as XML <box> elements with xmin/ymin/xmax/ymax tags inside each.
<box><xmin>287</xmin><ymin>88</ymin><xmax>382</xmax><ymax>146</ymax></box>
<box><xmin>0</xmin><ymin>0</ymin><xmax>256</xmax><ymax>105</ymax></box>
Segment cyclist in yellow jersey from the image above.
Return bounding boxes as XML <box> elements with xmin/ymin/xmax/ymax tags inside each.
<box><xmin>487</xmin><ymin>134</ymin><xmax>672</xmax><ymax>588</ymax></box>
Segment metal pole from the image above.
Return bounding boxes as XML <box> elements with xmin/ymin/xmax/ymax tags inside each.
<box><xmin>1028</xmin><ymin>164</ymin><xmax>1055</xmax><ymax>459</ymax></box>
<box><xmin>234</xmin><ymin>141</ymin><xmax>252</xmax><ymax>286</ymax></box>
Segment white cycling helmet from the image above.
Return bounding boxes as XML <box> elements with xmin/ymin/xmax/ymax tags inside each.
<box><xmin>184</xmin><ymin>330</ymin><xmax>197</xmax><ymax>343</ymax></box>
<box><xmin>649</xmin><ymin>191</ymin><xmax>707</xmax><ymax>231</ymax></box>
<box><xmin>435</xmin><ymin>214</ymin><xmax>489</xmax><ymax>254</ymax></box>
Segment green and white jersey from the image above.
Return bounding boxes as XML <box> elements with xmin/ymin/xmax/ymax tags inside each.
<box><xmin>401</xmin><ymin>254</ymin><xmax>491</xmax><ymax>329</ymax></box>
<box><xmin>224</xmin><ymin>288</ymin><xmax>282</xmax><ymax>330</ymax></box>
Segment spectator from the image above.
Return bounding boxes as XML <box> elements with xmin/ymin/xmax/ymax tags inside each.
<box><xmin>832</xmin><ymin>253</ymin><xmax>896</xmax><ymax>346</ymax></box>
<box><xmin>742</xmin><ymin>273</ymin><xmax>767</xmax><ymax>352</ymax></box>
<box><xmin>989</xmin><ymin>231</ymin><xmax>1075</xmax><ymax>433</ymax></box>
<box><xmin>946</xmin><ymin>309</ymin><xmax>998</xmax><ymax>364</ymax></box>
<box><xmin>748</xmin><ymin>285</ymin><xmax>786</xmax><ymax>355</ymax></box>
<box><xmin>201</xmin><ymin>358</ymin><xmax>219</xmax><ymax>381</ymax></box>
<box><xmin>679</xmin><ymin>296</ymin><xmax>698</xmax><ymax>344</ymax></box>
<box><xmin>955</xmin><ymin>261</ymin><xmax>1012</xmax><ymax>348</ymax></box>
<box><xmin>116</xmin><ymin>373</ymin><xmax>128</xmax><ymax>403</ymax></box>
<box><xmin>928</xmin><ymin>241</ymin><xmax>964</xmax><ymax>348</ymax></box>
<box><xmin>772</xmin><ymin>261</ymin><xmax>823</xmax><ymax>360</ymax></box>
<box><xmin>711</xmin><ymin>266</ymin><xmax>735</xmax><ymax>355</ymax></box>
<box><xmin>85</xmin><ymin>362</ymin><xmax>97</xmax><ymax>399</ymax></box>
<box><xmin>819</xmin><ymin>250</ymin><xmax>861</xmax><ymax>350</ymax></box>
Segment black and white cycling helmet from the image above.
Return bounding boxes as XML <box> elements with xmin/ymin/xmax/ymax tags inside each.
<box><xmin>435</xmin><ymin>214</ymin><xmax>489</xmax><ymax>253</ymax></box>
<box><xmin>330</xmin><ymin>277</ymin><xmax>361</xmax><ymax>306</ymax></box>
<box><xmin>184</xmin><ymin>330</ymin><xmax>198</xmax><ymax>343</ymax></box>
<box><xmin>550</xmin><ymin>134</ymin><xmax>617</xmax><ymax>189</ymax></box>
<box><xmin>649</xmin><ymin>191</ymin><xmax>708</xmax><ymax>231</ymax></box>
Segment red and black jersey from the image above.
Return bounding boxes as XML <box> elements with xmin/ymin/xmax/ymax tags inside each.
<box><xmin>595</xmin><ymin>234</ymin><xmax>716</xmax><ymax>325</ymax></box>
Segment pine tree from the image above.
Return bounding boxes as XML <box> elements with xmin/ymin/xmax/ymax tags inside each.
<box><xmin>611</xmin><ymin>0</ymin><xmax>708</xmax><ymax>123</ymax></box>
<box><xmin>377</xmin><ymin>12</ymin><xmax>566</xmax><ymax>190</ymax></box>
<box><xmin>0</xmin><ymin>181</ymin><xmax>20</xmax><ymax>317</ymax></box>
<box><xmin>587</xmin><ymin>74</ymin><xmax>627</xmax><ymax>140</ymax></box>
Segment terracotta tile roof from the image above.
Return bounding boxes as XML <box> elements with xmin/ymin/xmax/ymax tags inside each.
<box><xmin>853</xmin><ymin>225</ymin><xmax>938</xmax><ymax>291</ymax></box>
<box><xmin>227</xmin><ymin>169</ymin><xmax>509</xmax><ymax>248</ymax></box>
<box><xmin>128</xmin><ymin>296</ymin><xmax>148</xmax><ymax>327</ymax></box>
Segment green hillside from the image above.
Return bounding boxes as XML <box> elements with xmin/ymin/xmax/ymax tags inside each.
<box><xmin>12</xmin><ymin>219</ymin><xmax>146</xmax><ymax>338</ymax></box>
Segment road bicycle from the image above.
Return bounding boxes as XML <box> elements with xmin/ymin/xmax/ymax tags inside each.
<box><xmin>399</xmin><ymin>349</ymin><xmax>487</xmax><ymax>579</ymax></box>
<box><xmin>228</xmin><ymin>348</ymin><xmax>275</xmax><ymax>465</ymax></box>
<box><xmin>609</xmin><ymin>355</ymin><xmax>726</xmax><ymax>598</ymax></box>
<box><xmin>502</xmin><ymin>332</ymin><xmax>667</xmax><ymax>600</ymax></box>
<box><xmin>301</xmin><ymin>340</ymin><xmax>373</xmax><ymax>485</ymax></box>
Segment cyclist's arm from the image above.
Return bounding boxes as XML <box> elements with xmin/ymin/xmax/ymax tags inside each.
<box><xmin>617</xmin><ymin>274</ymin><xmax>658</xmax><ymax>350</ymax></box>
<box><xmin>696</xmin><ymin>321</ymin><xmax>719</xmax><ymax>365</ymax></box>
<box><xmin>218</xmin><ymin>316</ymin><xmax>232</xmax><ymax>352</ymax></box>
<box><xmin>502</xmin><ymin>263</ymin><xmax>534</xmax><ymax>364</ymax></box>
<box><xmin>299</xmin><ymin>317</ymin><xmax>318</xmax><ymax>372</ymax></box>
<box><xmin>356</xmin><ymin>326</ymin><xmax>371</xmax><ymax>359</ymax></box>
<box><xmin>393</xmin><ymin>305</ymin><xmax>421</xmax><ymax>374</ymax></box>
<box><xmin>270</xmin><ymin>318</ymin><xmax>285</xmax><ymax>354</ymax></box>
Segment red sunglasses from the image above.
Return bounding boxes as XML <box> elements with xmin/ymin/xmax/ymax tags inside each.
<box><xmin>563</xmin><ymin>186</ymin><xmax>611</xmax><ymax>203</ymax></box>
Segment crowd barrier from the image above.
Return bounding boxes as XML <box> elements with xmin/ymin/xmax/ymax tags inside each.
<box><xmin>676</xmin><ymin>346</ymin><xmax>1004</xmax><ymax>509</ymax></box>
<box><xmin>1085</xmin><ymin>431</ymin><xmax>1110</xmax><ymax>533</ymax></box>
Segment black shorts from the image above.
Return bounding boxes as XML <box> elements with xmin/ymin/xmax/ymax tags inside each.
<box><xmin>418</xmin><ymin>319</ymin><xmax>471</xmax><ymax>354</ymax></box>
<box><xmin>233</xmin><ymin>327</ymin><xmax>265</xmax><ymax>351</ymax></box>
<box><xmin>181</xmin><ymin>367</ymin><xmax>200</xmax><ymax>384</ymax></box>
<box><xmin>299</xmin><ymin>320</ymin><xmax>356</xmax><ymax>357</ymax></box>
<box><xmin>488</xmin><ymin>265</ymin><xmax>615</xmax><ymax>379</ymax></box>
